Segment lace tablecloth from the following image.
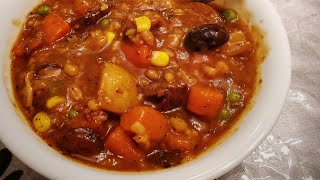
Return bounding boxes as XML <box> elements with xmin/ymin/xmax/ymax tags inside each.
<box><xmin>1</xmin><ymin>0</ymin><xmax>320</xmax><ymax>179</ymax></box>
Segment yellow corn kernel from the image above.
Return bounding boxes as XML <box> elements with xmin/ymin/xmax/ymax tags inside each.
<box><xmin>33</xmin><ymin>112</ymin><xmax>51</xmax><ymax>133</ymax></box>
<box><xmin>87</xmin><ymin>100</ymin><xmax>99</xmax><ymax>111</ymax></box>
<box><xmin>170</xmin><ymin>117</ymin><xmax>188</xmax><ymax>132</ymax></box>
<box><xmin>131</xmin><ymin>121</ymin><xmax>146</xmax><ymax>134</ymax></box>
<box><xmin>134</xmin><ymin>16</ymin><xmax>151</xmax><ymax>33</ymax></box>
<box><xmin>106</xmin><ymin>31</ymin><xmax>115</xmax><ymax>45</ymax></box>
<box><xmin>46</xmin><ymin>96</ymin><xmax>66</xmax><ymax>109</ymax></box>
<box><xmin>151</xmin><ymin>51</ymin><xmax>170</xmax><ymax>67</ymax></box>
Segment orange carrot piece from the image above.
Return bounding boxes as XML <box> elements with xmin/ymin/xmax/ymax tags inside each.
<box><xmin>187</xmin><ymin>83</ymin><xmax>224</xmax><ymax>117</ymax></box>
<box><xmin>121</xmin><ymin>43</ymin><xmax>151</xmax><ymax>68</ymax></box>
<box><xmin>120</xmin><ymin>106</ymin><xmax>169</xmax><ymax>142</ymax></box>
<box><xmin>41</xmin><ymin>12</ymin><xmax>71</xmax><ymax>44</ymax></box>
<box><xmin>104</xmin><ymin>127</ymin><xmax>143</xmax><ymax>162</ymax></box>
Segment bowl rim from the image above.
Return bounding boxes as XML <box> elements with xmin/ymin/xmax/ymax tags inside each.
<box><xmin>0</xmin><ymin>0</ymin><xmax>291</xmax><ymax>179</ymax></box>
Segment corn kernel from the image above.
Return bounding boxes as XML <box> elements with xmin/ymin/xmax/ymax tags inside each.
<box><xmin>33</xmin><ymin>112</ymin><xmax>51</xmax><ymax>133</ymax></box>
<box><xmin>131</xmin><ymin>121</ymin><xmax>146</xmax><ymax>134</ymax></box>
<box><xmin>46</xmin><ymin>96</ymin><xmax>66</xmax><ymax>109</ymax></box>
<box><xmin>170</xmin><ymin>117</ymin><xmax>188</xmax><ymax>132</ymax></box>
<box><xmin>151</xmin><ymin>51</ymin><xmax>170</xmax><ymax>67</ymax></box>
<box><xmin>134</xmin><ymin>16</ymin><xmax>151</xmax><ymax>32</ymax></box>
<box><xmin>87</xmin><ymin>100</ymin><xmax>99</xmax><ymax>111</ymax></box>
<box><xmin>106</xmin><ymin>31</ymin><xmax>115</xmax><ymax>45</ymax></box>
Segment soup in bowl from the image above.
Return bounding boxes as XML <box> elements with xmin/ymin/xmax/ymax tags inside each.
<box><xmin>0</xmin><ymin>0</ymin><xmax>290</xmax><ymax>179</ymax></box>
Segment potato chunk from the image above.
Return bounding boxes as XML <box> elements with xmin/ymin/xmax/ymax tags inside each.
<box><xmin>98</xmin><ymin>63</ymin><xmax>140</xmax><ymax>114</ymax></box>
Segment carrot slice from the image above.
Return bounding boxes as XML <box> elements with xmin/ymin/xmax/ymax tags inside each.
<box><xmin>120</xmin><ymin>106</ymin><xmax>169</xmax><ymax>142</ymax></box>
<box><xmin>187</xmin><ymin>83</ymin><xmax>224</xmax><ymax>117</ymax></box>
<box><xmin>121</xmin><ymin>43</ymin><xmax>151</xmax><ymax>68</ymax></box>
<box><xmin>41</xmin><ymin>12</ymin><xmax>71</xmax><ymax>44</ymax></box>
<box><xmin>104</xmin><ymin>127</ymin><xmax>143</xmax><ymax>162</ymax></box>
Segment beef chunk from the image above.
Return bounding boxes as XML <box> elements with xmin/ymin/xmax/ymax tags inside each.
<box><xmin>146</xmin><ymin>150</ymin><xmax>182</xmax><ymax>168</ymax></box>
<box><xmin>142</xmin><ymin>82</ymin><xmax>188</xmax><ymax>112</ymax></box>
<box><xmin>57</xmin><ymin>127</ymin><xmax>103</xmax><ymax>156</ymax></box>
<box><xmin>72</xmin><ymin>7</ymin><xmax>110</xmax><ymax>32</ymax></box>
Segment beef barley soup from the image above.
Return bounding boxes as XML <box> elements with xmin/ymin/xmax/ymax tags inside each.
<box><xmin>11</xmin><ymin>0</ymin><xmax>265</xmax><ymax>171</ymax></box>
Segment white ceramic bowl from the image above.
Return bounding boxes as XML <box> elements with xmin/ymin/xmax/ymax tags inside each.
<box><xmin>0</xmin><ymin>0</ymin><xmax>291</xmax><ymax>179</ymax></box>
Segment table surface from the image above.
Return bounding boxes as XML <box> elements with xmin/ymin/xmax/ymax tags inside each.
<box><xmin>1</xmin><ymin>0</ymin><xmax>320</xmax><ymax>179</ymax></box>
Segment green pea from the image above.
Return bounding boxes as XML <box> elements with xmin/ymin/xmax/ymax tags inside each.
<box><xmin>219</xmin><ymin>108</ymin><xmax>231</xmax><ymax>120</ymax></box>
<box><xmin>99</xmin><ymin>18</ymin><xmax>110</xmax><ymax>28</ymax></box>
<box><xmin>37</xmin><ymin>6</ymin><xmax>51</xmax><ymax>16</ymax></box>
<box><xmin>68</xmin><ymin>110</ymin><xmax>78</xmax><ymax>119</ymax></box>
<box><xmin>222</xmin><ymin>9</ymin><xmax>238</xmax><ymax>22</ymax></box>
<box><xmin>228</xmin><ymin>92</ymin><xmax>242</xmax><ymax>104</ymax></box>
